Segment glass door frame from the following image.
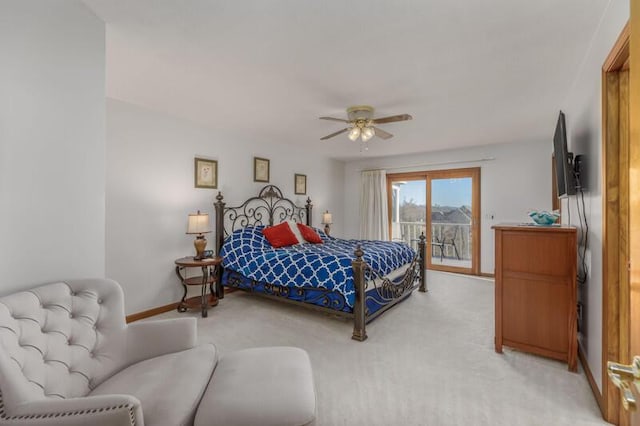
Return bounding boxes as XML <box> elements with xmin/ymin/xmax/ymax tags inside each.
<box><xmin>426</xmin><ymin>168</ymin><xmax>480</xmax><ymax>275</ymax></box>
<box><xmin>386</xmin><ymin>167</ymin><xmax>481</xmax><ymax>276</ymax></box>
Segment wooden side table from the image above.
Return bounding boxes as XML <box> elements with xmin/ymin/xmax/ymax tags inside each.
<box><xmin>174</xmin><ymin>256</ymin><xmax>222</xmax><ymax>318</ymax></box>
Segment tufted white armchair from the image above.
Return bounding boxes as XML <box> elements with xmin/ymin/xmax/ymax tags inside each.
<box><xmin>0</xmin><ymin>279</ymin><xmax>217</xmax><ymax>426</ymax></box>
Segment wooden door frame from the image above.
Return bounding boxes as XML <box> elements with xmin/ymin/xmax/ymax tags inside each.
<box><xmin>386</xmin><ymin>167</ymin><xmax>481</xmax><ymax>276</ymax></box>
<box><xmin>602</xmin><ymin>21</ymin><xmax>630</xmax><ymax>426</ymax></box>
<box><xmin>631</xmin><ymin>1</ymin><xmax>640</xmax><ymax>423</ymax></box>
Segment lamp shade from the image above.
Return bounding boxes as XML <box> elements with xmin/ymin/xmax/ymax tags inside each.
<box><xmin>186</xmin><ymin>211</ymin><xmax>211</xmax><ymax>234</ymax></box>
<box><xmin>361</xmin><ymin>127</ymin><xmax>375</xmax><ymax>142</ymax></box>
<box><xmin>321</xmin><ymin>211</ymin><xmax>333</xmax><ymax>225</ymax></box>
<box><xmin>347</xmin><ymin>127</ymin><xmax>361</xmax><ymax>141</ymax></box>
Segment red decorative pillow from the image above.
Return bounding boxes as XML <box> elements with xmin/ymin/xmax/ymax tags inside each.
<box><xmin>262</xmin><ymin>222</ymin><xmax>300</xmax><ymax>248</ymax></box>
<box><xmin>297</xmin><ymin>223</ymin><xmax>323</xmax><ymax>244</ymax></box>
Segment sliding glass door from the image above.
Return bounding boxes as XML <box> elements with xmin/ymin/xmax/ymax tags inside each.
<box><xmin>427</xmin><ymin>168</ymin><xmax>480</xmax><ymax>274</ymax></box>
<box><xmin>387</xmin><ymin>168</ymin><xmax>480</xmax><ymax>275</ymax></box>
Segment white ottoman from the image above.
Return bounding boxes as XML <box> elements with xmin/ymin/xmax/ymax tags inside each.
<box><xmin>195</xmin><ymin>346</ymin><xmax>316</xmax><ymax>426</ymax></box>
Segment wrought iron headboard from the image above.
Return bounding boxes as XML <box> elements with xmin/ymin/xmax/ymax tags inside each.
<box><xmin>214</xmin><ymin>185</ymin><xmax>313</xmax><ymax>254</ymax></box>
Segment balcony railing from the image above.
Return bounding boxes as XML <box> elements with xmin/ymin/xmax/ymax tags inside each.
<box><xmin>392</xmin><ymin>221</ymin><xmax>472</xmax><ymax>261</ymax></box>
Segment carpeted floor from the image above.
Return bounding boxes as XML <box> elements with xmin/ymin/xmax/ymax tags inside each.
<box><xmin>157</xmin><ymin>271</ymin><xmax>608</xmax><ymax>426</ymax></box>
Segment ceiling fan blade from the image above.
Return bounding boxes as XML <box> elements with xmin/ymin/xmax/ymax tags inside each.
<box><xmin>372</xmin><ymin>114</ymin><xmax>413</xmax><ymax>124</ymax></box>
<box><xmin>372</xmin><ymin>126</ymin><xmax>393</xmax><ymax>140</ymax></box>
<box><xmin>319</xmin><ymin>116</ymin><xmax>350</xmax><ymax>123</ymax></box>
<box><xmin>320</xmin><ymin>128</ymin><xmax>350</xmax><ymax>140</ymax></box>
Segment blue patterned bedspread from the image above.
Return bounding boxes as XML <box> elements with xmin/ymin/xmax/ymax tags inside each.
<box><xmin>220</xmin><ymin>226</ymin><xmax>416</xmax><ymax>308</ymax></box>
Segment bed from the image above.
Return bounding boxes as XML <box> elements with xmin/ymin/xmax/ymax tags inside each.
<box><xmin>214</xmin><ymin>185</ymin><xmax>426</xmax><ymax>340</ymax></box>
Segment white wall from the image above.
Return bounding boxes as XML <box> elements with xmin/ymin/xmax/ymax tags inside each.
<box><xmin>0</xmin><ymin>1</ymin><xmax>106</xmax><ymax>293</ymax></box>
<box><xmin>560</xmin><ymin>0</ymin><xmax>629</xmax><ymax>393</ymax></box>
<box><xmin>343</xmin><ymin>140</ymin><xmax>552</xmax><ymax>274</ymax></box>
<box><xmin>106</xmin><ymin>98</ymin><xmax>344</xmax><ymax>314</ymax></box>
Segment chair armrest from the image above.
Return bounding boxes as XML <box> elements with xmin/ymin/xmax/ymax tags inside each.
<box><xmin>2</xmin><ymin>394</ymin><xmax>143</xmax><ymax>426</ymax></box>
<box><xmin>125</xmin><ymin>317</ymin><xmax>197</xmax><ymax>366</ymax></box>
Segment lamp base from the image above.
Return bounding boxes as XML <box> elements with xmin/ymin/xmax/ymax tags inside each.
<box><xmin>194</xmin><ymin>235</ymin><xmax>207</xmax><ymax>259</ymax></box>
<box><xmin>324</xmin><ymin>224</ymin><xmax>331</xmax><ymax>236</ymax></box>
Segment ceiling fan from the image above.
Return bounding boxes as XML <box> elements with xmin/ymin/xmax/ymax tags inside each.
<box><xmin>319</xmin><ymin>105</ymin><xmax>412</xmax><ymax>142</ymax></box>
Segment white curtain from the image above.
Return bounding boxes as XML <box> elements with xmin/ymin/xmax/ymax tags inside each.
<box><xmin>360</xmin><ymin>170</ymin><xmax>389</xmax><ymax>240</ymax></box>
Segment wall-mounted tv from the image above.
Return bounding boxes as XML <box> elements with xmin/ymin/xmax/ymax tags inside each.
<box><xmin>553</xmin><ymin>111</ymin><xmax>576</xmax><ymax>197</ymax></box>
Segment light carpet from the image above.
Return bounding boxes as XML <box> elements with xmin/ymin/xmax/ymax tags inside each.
<box><xmin>157</xmin><ymin>271</ymin><xmax>607</xmax><ymax>426</ymax></box>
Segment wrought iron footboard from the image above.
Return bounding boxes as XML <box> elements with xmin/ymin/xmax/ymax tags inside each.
<box><xmin>351</xmin><ymin>233</ymin><xmax>427</xmax><ymax>341</ymax></box>
<box><xmin>364</xmin><ymin>255</ymin><xmax>421</xmax><ymax>303</ymax></box>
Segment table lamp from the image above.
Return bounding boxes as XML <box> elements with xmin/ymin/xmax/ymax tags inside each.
<box><xmin>187</xmin><ymin>210</ymin><xmax>211</xmax><ymax>259</ymax></box>
<box><xmin>321</xmin><ymin>210</ymin><xmax>333</xmax><ymax>236</ymax></box>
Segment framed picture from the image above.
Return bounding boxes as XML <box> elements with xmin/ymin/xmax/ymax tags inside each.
<box><xmin>295</xmin><ymin>174</ymin><xmax>307</xmax><ymax>195</ymax></box>
<box><xmin>254</xmin><ymin>157</ymin><xmax>270</xmax><ymax>182</ymax></box>
<box><xmin>194</xmin><ymin>157</ymin><xmax>218</xmax><ymax>189</ymax></box>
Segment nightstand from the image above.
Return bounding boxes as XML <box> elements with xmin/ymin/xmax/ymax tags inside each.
<box><xmin>174</xmin><ymin>256</ymin><xmax>222</xmax><ymax>318</ymax></box>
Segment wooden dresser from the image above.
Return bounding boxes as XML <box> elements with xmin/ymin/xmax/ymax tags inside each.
<box><xmin>493</xmin><ymin>224</ymin><xmax>578</xmax><ymax>371</ymax></box>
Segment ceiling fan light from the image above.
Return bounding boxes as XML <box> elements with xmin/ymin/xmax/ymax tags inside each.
<box><xmin>361</xmin><ymin>127</ymin><xmax>375</xmax><ymax>142</ymax></box>
<box><xmin>348</xmin><ymin>127</ymin><xmax>361</xmax><ymax>141</ymax></box>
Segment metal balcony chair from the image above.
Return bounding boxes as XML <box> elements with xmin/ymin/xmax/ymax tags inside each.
<box><xmin>432</xmin><ymin>226</ymin><xmax>461</xmax><ymax>262</ymax></box>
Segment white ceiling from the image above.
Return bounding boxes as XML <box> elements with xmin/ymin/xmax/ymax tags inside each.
<box><xmin>83</xmin><ymin>0</ymin><xmax>610</xmax><ymax>160</ymax></box>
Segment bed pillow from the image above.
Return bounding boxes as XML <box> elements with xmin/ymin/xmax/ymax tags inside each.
<box><xmin>297</xmin><ymin>223</ymin><xmax>323</xmax><ymax>244</ymax></box>
<box><xmin>262</xmin><ymin>222</ymin><xmax>299</xmax><ymax>247</ymax></box>
<box><xmin>286</xmin><ymin>220</ymin><xmax>307</xmax><ymax>244</ymax></box>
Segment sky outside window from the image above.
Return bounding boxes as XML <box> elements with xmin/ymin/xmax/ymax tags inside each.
<box><xmin>396</xmin><ymin>178</ymin><xmax>471</xmax><ymax>207</ymax></box>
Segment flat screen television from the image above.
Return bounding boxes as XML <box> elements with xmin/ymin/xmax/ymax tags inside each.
<box><xmin>553</xmin><ymin>111</ymin><xmax>576</xmax><ymax>197</ymax></box>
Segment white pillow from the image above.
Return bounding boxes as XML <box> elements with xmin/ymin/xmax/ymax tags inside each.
<box><xmin>286</xmin><ymin>220</ymin><xmax>307</xmax><ymax>244</ymax></box>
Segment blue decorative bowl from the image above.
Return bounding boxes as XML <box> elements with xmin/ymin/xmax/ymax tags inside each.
<box><xmin>528</xmin><ymin>210</ymin><xmax>560</xmax><ymax>226</ymax></box>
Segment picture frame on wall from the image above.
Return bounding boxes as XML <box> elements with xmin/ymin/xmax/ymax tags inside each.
<box><xmin>254</xmin><ymin>157</ymin><xmax>270</xmax><ymax>182</ymax></box>
<box><xmin>194</xmin><ymin>157</ymin><xmax>218</xmax><ymax>189</ymax></box>
<box><xmin>295</xmin><ymin>173</ymin><xmax>307</xmax><ymax>195</ymax></box>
